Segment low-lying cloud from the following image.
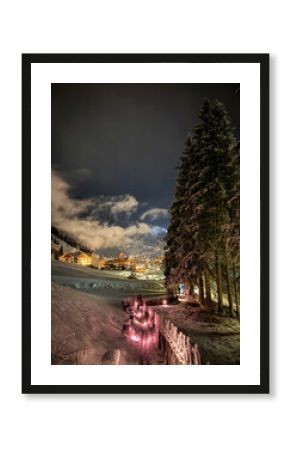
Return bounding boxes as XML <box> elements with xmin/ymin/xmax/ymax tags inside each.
<box><xmin>52</xmin><ymin>170</ymin><xmax>152</xmax><ymax>251</ymax></box>
<box><xmin>103</xmin><ymin>194</ymin><xmax>138</xmax><ymax>216</ymax></box>
<box><xmin>140</xmin><ymin>208</ymin><xmax>168</xmax><ymax>221</ymax></box>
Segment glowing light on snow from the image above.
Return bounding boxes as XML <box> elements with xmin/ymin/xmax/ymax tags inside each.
<box><xmin>123</xmin><ymin>297</ymin><xmax>160</xmax><ymax>353</ymax></box>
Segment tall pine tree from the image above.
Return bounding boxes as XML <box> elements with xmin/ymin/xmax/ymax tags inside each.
<box><xmin>165</xmin><ymin>99</ymin><xmax>240</xmax><ymax>317</ymax></box>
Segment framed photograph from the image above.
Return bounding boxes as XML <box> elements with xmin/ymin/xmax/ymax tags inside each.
<box><xmin>22</xmin><ymin>53</ymin><xmax>269</xmax><ymax>394</ymax></box>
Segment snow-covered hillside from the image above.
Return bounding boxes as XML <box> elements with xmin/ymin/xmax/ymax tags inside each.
<box><xmin>51</xmin><ymin>263</ymin><xmax>167</xmax><ymax>365</ymax></box>
<box><xmin>52</xmin><ymin>261</ymin><xmax>166</xmax><ymax>300</ymax></box>
<box><xmin>51</xmin><ymin>233</ymin><xmax>79</xmax><ymax>254</ymax></box>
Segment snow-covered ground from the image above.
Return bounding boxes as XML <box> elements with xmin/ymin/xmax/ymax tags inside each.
<box><xmin>52</xmin><ymin>261</ymin><xmax>239</xmax><ymax>365</ymax></box>
<box><xmin>52</xmin><ymin>283</ymin><xmax>142</xmax><ymax>364</ymax></box>
<box><xmin>51</xmin><ymin>262</ymin><xmax>167</xmax><ymax>364</ymax></box>
<box><xmin>52</xmin><ymin>261</ymin><xmax>166</xmax><ymax>303</ymax></box>
<box><xmin>154</xmin><ymin>304</ymin><xmax>240</xmax><ymax>365</ymax></box>
<box><xmin>51</xmin><ymin>284</ymin><xmax>166</xmax><ymax>365</ymax></box>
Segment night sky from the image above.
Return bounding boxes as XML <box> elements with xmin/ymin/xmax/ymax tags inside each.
<box><xmin>51</xmin><ymin>83</ymin><xmax>239</xmax><ymax>254</ymax></box>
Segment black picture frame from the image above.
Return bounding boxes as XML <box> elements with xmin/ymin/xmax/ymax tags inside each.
<box><xmin>22</xmin><ymin>53</ymin><xmax>269</xmax><ymax>394</ymax></box>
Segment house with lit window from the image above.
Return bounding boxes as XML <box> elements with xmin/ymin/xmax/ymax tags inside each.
<box><xmin>75</xmin><ymin>252</ymin><xmax>92</xmax><ymax>266</ymax></box>
<box><xmin>59</xmin><ymin>253</ymin><xmax>74</xmax><ymax>264</ymax></box>
<box><xmin>115</xmin><ymin>252</ymin><xmax>132</xmax><ymax>269</ymax></box>
<box><xmin>92</xmin><ymin>253</ymin><xmax>106</xmax><ymax>269</ymax></box>
<box><xmin>130</xmin><ymin>261</ymin><xmax>148</xmax><ymax>272</ymax></box>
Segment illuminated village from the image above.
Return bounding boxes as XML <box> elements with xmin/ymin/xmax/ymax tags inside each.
<box><xmin>52</xmin><ymin>246</ymin><xmax>164</xmax><ymax>275</ymax></box>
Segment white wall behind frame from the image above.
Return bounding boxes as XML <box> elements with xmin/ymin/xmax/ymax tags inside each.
<box><xmin>1</xmin><ymin>2</ymin><xmax>288</xmax><ymax>450</ymax></box>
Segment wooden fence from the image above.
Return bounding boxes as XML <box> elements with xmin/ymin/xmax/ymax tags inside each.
<box><xmin>158</xmin><ymin>318</ymin><xmax>202</xmax><ymax>365</ymax></box>
<box><xmin>122</xmin><ymin>297</ymin><xmax>202</xmax><ymax>365</ymax></box>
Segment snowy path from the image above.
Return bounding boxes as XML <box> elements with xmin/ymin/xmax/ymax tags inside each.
<box><xmin>51</xmin><ymin>262</ymin><xmax>167</xmax><ymax>364</ymax></box>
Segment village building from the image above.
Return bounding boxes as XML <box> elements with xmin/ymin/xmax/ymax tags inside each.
<box><xmin>104</xmin><ymin>259</ymin><xmax>116</xmax><ymax>270</ymax></box>
<box><xmin>59</xmin><ymin>253</ymin><xmax>75</xmax><ymax>264</ymax></box>
<box><xmin>95</xmin><ymin>258</ymin><xmax>106</xmax><ymax>270</ymax></box>
<box><xmin>91</xmin><ymin>253</ymin><xmax>106</xmax><ymax>269</ymax></box>
<box><xmin>130</xmin><ymin>261</ymin><xmax>148</xmax><ymax>272</ymax></box>
<box><xmin>150</xmin><ymin>255</ymin><xmax>164</xmax><ymax>268</ymax></box>
<box><xmin>75</xmin><ymin>252</ymin><xmax>92</xmax><ymax>266</ymax></box>
<box><xmin>115</xmin><ymin>253</ymin><xmax>132</xmax><ymax>270</ymax></box>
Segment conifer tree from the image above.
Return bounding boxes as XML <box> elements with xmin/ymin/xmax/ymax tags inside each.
<box><xmin>165</xmin><ymin>135</ymin><xmax>194</xmax><ymax>289</ymax></box>
<box><xmin>165</xmin><ymin>98</ymin><xmax>239</xmax><ymax>317</ymax></box>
